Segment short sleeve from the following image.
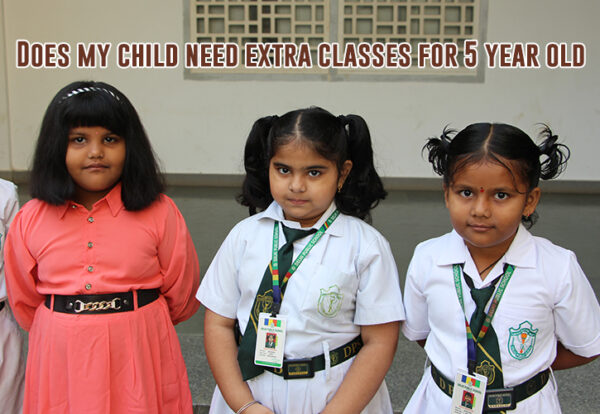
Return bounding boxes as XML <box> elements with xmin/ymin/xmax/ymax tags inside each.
<box><xmin>354</xmin><ymin>234</ymin><xmax>405</xmax><ymax>326</ymax></box>
<box><xmin>157</xmin><ymin>196</ymin><xmax>201</xmax><ymax>325</ymax></box>
<box><xmin>196</xmin><ymin>224</ymin><xmax>243</xmax><ymax>320</ymax></box>
<box><xmin>553</xmin><ymin>251</ymin><xmax>600</xmax><ymax>357</ymax></box>
<box><xmin>401</xmin><ymin>246</ymin><xmax>431</xmax><ymax>341</ymax></box>
<box><xmin>0</xmin><ymin>182</ymin><xmax>19</xmax><ymax>300</ymax></box>
<box><xmin>5</xmin><ymin>209</ymin><xmax>45</xmax><ymax>331</ymax></box>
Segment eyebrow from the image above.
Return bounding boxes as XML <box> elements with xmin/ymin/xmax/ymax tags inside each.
<box><xmin>272</xmin><ymin>162</ymin><xmax>329</xmax><ymax>170</ymax></box>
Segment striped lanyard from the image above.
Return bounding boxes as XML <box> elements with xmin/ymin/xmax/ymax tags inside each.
<box><xmin>270</xmin><ymin>209</ymin><xmax>340</xmax><ymax>316</ymax></box>
<box><xmin>453</xmin><ymin>263</ymin><xmax>515</xmax><ymax>373</ymax></box>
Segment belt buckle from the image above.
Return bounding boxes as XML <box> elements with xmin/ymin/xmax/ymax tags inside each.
<box><xmin>484</xmin><ymin>387</ymin><xmax>516</xmax><ymax>411</ymax></box>
<box><xmin>283</xmin><ymin>358</ymin><xmax>314</xmax><ymax>379</ymax></box>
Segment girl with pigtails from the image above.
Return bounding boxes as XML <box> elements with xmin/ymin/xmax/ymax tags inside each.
<box><xmin>402</xmin><ymin>123</ymin><xmax>600</xmax><ymax>413</ymax></box>
<box><xmin>197</xmin><ymin>107</ymin><xmax>405</xmax><ymax>414</ymax></box>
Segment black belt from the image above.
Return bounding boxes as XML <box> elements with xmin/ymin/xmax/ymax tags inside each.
<box><xmin>0</xmin><ymin>301</ymin><xmax>5</xmax><ymax>312</ymax></box>
<box><xmin>264</xmin><ymin>335</ymin><xmax>363</xmax><ymax>379</ymax></box>
<box><xmin>45</xmin><ymin>289</ymin><xmax>159</xmax><ymax>314</ymax></box>
<box><xmin>431</xmin><ymin>364</ymin><xmax>550</xmax><ymax>412</ymax></box>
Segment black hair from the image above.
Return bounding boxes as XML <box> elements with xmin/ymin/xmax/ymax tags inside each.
<box><xmin>237</xmin><ymin>106</ymin><xmax>386</xmax><ymax>222</ymax></box>
<box><xmin>30</xmin><ymin>80</ymin><xmax>164</xmax><ymax>211</ymax></box>
<box><xmin>424</xmin><ymin>122</ymin><xmax>570</xmax><ymax>228</ymax></box>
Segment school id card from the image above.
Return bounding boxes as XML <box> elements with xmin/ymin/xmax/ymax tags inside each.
<box><xmin>450</xmin><ymin>369</ymin><xmax>487</xmax><ymax>414</ymax></box>
<box><xmin>254</xmin><ymin>313</ymin><xmax>287</xmax><ymax>368</ymax></box>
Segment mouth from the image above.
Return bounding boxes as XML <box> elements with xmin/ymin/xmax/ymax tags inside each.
<box><xmin>83</xmin><ymin>163</ymin><xmax>109</xmax><ymax>170</ymax></box>
<box><xmin>287</xmin><ymin>198</ymin><xmax>308</xmax><ymax>206</ymax></box>
<box><xmin>468</xmin><ymin>223</ymin><xmax>494</xmax><ymax>232</ymax></box>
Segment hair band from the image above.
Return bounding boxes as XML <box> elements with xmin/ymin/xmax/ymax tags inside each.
<box><xmin>60</xmin><ymin>86</ymin><xmax>120</xmax><ymax>103</ymax></box>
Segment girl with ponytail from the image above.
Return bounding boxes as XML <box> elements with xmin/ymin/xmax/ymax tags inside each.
<box><xmin>403</xmin><ymin>123</ymin><xmax>600</xmax><ymax>413</ymax></box>
<box><xmin>198</xmin><ymin>107</ymin><xmax>404</xmax><ymax>413</ymax></box>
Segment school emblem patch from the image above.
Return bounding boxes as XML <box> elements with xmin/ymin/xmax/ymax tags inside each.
<box><xmin>317</xmin><ymin>285</ymin><xmax>343</xmax><ymax>318</ymax></box>
<box><xmin>508</xmin><ymin>321</ymin><xmax>538</xmax><ymax>360</ymax></box>
<box><xmin>251</xmin><ymin>290</ymin><xmax>273</xmax><ymax>329</ymax></box>
<box><xmin>475</xmin><ymin>360</ymin><xmax>496</xmax><ymax>385</ymax></box>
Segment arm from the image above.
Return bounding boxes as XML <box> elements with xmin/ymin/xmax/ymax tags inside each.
<box><xmin>321</xmin><ymin>321</ymin><xmax>399</xmax><ymax>414</ymax></box>
<box><xmin>552</xmin><ymin>341</ymin><xmax>599</xmax><ymax>370</ymax></box>
<box><xmin>204</xmin><ymin>309</ymin><xmax>273</xmax><ymax>414</ymax></box>
<box><xmin>157</xmin><ymin>196</ymin><xmax>201</xmax><ymax>324</ymax></box>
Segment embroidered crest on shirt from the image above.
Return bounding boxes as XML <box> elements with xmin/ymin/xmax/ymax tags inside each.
<box><xmin>317</xmin><ymin>285</ymin><xmax>343</xmax><ymax>318</ymax></box>
<box><xmin>507</xmin><ymin>320</ymin><xmax>538</xmax><ymax>360</ymax></box>
<box><xmin>475</xmin><ymin>360</ymin><xmax>496</xmax><ymax>385</ymax></box>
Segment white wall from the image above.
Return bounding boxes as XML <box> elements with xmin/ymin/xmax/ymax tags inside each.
<box><xmin>1</xmin><ymin>0</ymin><xmax>598</xmax><ymax>181</ymax></box>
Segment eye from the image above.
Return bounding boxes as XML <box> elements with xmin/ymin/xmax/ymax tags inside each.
<box><xmin>495</xmin><ymin>192</ymin><xmax>509</xmax><ymax>200</ymax></box>
<box><xmin>277</xmin><ymin>167</ymin><xmax>290</xmax><ymax>174</ymax></box>
<box><xmin>459</xmin><ymin>189</ymin><xmax>473</xmax><ymax>198</ymax></box>
<box><xmin>70</xmin><ymin>136</ymin><xmax>85</xmax><ymax>144</ymax></box>
<box><xmin>104</xmin><ymin>135</ymin><xmax>120</xmax><ymax>144</ymax></box>
<box><xmin>308</xmin><ymin>170</ymin><xmax>321</xmax><ymax>177</ymax></box>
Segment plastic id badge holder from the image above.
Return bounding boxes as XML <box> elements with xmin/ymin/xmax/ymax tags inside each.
<box><xmin>451</xmin><ymin>368</ymin><xmax>488</xmax><ymax>414</ymax></box>
<box><xmin>254</xmin><ymin>313</ymin><xmax>287</xmax><ymax>368</ymax></box>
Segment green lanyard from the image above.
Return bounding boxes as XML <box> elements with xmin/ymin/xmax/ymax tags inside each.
<box><xmin>270</xmin><ymin>209</ymin><xmax>340</xmax><ymax>315</ymax></box>
<box><xmin>453</xmin><ymin>263</ymin><xmax>515</xmax><ymax>371</ymax></box>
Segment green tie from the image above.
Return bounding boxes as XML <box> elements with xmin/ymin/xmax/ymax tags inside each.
<box><xmin>465</xmin><ymin>275</ymin><xmax>505</xmax><ymax>391</ymax></box>
<box><xmin>237</xmin><ymin>224</ymin><xmax>316</xmax><ymax>380</ymax></box>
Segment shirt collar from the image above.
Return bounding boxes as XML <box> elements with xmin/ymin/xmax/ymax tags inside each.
<box><xmin>58</xmin><ymin>183</ymin><xmax>124</xmax><ymax>219</ymax></box>
<box><xmin>437</xmin><ymin>224</ymin><xmax>537</xmax><ymax>270</ymax></box>
<box><xmin>259</xmin><ymin>201</ymin><xmax>344</xmax><ymax>237</ymax></box>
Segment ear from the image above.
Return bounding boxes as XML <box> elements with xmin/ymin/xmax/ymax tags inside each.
<box><xmin>337</xmin><ymin>160</ymin><xmax>353</xmax><ymax>189</ymax></box>
<box><xmin>523</xmin><ymin>187</ymin><xmax>541</xmax><ymax>217</ymax></box>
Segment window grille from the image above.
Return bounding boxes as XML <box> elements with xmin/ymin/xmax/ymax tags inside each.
<box><xmin>186</xmin><ymin>0</ymin><xmax>483</xmax><ymax>78</ymax></box>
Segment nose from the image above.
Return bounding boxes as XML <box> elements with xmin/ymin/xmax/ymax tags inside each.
<box><xmin>288</xmin><ymin>174</ymin><xmax>306</xmax><ymax>193</ymax></box>
<box><xmin>88</xmin><ymin>140</ymin><xmax>104</xmax><ymax>159</ymax></box>
<box><xmin>471</xmin><ymin>195</ymin><xmax>491</xmax><ymax>217</ymax></box>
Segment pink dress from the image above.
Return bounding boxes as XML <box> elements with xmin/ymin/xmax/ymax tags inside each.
<box><xmin>5</xmin><ymin>184</ymin><xmax>200</xmax><ymax>414</ymax></box>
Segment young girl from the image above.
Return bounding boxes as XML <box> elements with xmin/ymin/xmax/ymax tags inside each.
<box><xmin>0</xmin><ymin>179</ymin><xmax>25</xmax><ymax>414</ymax></box>
<box><xmin>197</xmin><ymin>107</ymin><xmax>405</xmax><ymax>414</ymax></box>
<box><xmin>402</xmin><ymin>123</ymin><xmax>600</xmax><ymax>413</ymax></box>
<box><xmin>5</xmin><ymin>81</ymin><xmax>200</xmax><ymax>414</ymax></box>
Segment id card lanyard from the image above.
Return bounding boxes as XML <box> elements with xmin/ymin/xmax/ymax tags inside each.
<box><xmin>453</xmin><ymin>263</ymin><xmax>515</xmax><ymax>374</ymax></box>
<box><xmin>270</xmin><ymin>209</ymin><xmax>340</xmax><ymax>316</ymax></box>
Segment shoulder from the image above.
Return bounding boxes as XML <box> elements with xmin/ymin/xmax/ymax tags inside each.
<box><xmin>413</xmin><ymin>231</ymin><xmax>455</xmax><ymax>258</ymax></box>
<box><xmin>337</xmin><ymin>214</ymin><xmax>388</xmax><ymax>245</ymax></box>
<box><xmin>529</xmin><ymin>233</ymin><xmax>579</xmax><ymax>274</ymax></box>
<box><xmin>0</xmin><ymin>179</ymin><xmax>17</xmax><ymax>200</ymax></box>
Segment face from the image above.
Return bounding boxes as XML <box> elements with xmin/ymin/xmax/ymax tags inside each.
<box><xmin>444</xmin><ymin>159</ymin><xmax>540</xmax><ymax>258</ymax></box>
<box><xmin>269</xmin><ymin>138</ymin><xmax>352</xmax><ymax>227</ymax></box>
<box><xmin>66</xmin><ymin>126</ymin><xmax>126</xmax><ymax>208</ymax></box>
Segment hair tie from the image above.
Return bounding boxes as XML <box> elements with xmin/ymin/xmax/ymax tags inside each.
<box><xmin>59</xmin><ymin>86</ymin><xmax>120</xmax><ymax>103</ymax></box>
<box><xmin>337</xmin><ymin>114</ymin><xmax>349</xmax><ymax>126</ymax></box>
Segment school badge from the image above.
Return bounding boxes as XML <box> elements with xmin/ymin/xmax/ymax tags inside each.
<box><xmin>475</xmin><ymin>360</ymin><xmax>496</xmax><ymax>385</ymax></box>
<box><xmin>251</xmin><ymin>290</ymin><xmax>273</xmax><ymax>329</ymax></box>
<box><xmin>317</xmin><ymin>285</ymin><xmax>343</xmax><ymax>318</ymax></box>
<box><xmin>508</xmin><ymin>320</ymin><xmax>538</xmax><ymax>360</ymax></box>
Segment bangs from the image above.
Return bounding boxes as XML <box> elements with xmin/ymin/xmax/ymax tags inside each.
<box><xmin>61</xmin><ymin>92</ymin><xmax>128</xmax><ymax>135</ymax></box>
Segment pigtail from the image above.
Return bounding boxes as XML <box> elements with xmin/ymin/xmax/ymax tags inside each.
<box><xmin>237</xmin><ymin>115</ymin><xmax>278</xmax><ymax>215</ymax></box>
<box><xmin>336</xmin><ymin>114</ymin><xmax>386</xmax><ymax>223</ymax></box>
<box><xmin>423</xmin><ymin>126</ymin><xmax>454</xmax><ymax>178</ymax></box>
<box><xmin>537</xmin><ymin>125</ymin><xmax>570</xmax><ymax>180</ymax></box>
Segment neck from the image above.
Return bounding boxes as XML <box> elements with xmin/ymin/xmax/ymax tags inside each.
<box><xmin>466</xmin><ymin>233</ymin><xmax>517</xmax><ymax>280</ymax></box>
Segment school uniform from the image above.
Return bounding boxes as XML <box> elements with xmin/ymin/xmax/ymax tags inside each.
<box><xmin>5</xmin><ymin>184</ymin><xmax>200</xmax><ymax>414</ymax></box>
<box><xmin>402</xmin><ymin>225</ymin><xmax>600</xmax><ymax>413</ymax></box>
<box><xmin>0</xmin><ymin>179</ymin><xmax>25</xmax><ymax>414</ymax></box>
<box><xmin>197</xmin><ymin>201</ymin><xmax>405</xmax><ymax>414</ymax></box>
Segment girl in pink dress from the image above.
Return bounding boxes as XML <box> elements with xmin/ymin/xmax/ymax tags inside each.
<box><xmin>5</xmin><ymin>81</ymin><xmax>200</xmax><ymax>414</ymax></box>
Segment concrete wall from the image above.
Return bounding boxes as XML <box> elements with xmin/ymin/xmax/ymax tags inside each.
<box><xmin>1</xmin><ymin>0</ymin><xmax>599</xmax><ymax>182</ymax></box>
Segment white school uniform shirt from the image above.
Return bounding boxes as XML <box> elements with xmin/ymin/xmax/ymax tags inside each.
<box><xmin>0</xmin><ymin>179</ymin><xmax>25</xmax><ymax>414</ymax></box>
<box><xmin>197</xmin><ymin>201</ymin><xmax>405</xmax><ymax>414</ymax></box>
<box><xmin>402</xmin><ymin>225</ymin><xmax>600</xmax><ymax>413</ymax></box>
